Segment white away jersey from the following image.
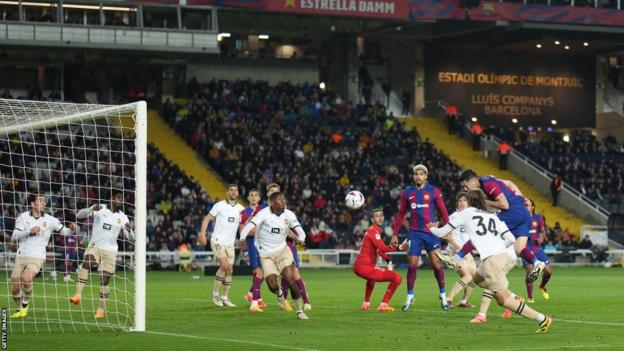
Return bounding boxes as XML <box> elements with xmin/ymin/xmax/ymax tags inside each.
<box><xmin>448</xmin><ymin>211</ymin><xmax>470</xmax><ymax>249</ymax></box>
<box><xmin>14</xmin><ymin>212</ymin><xmax>64</xmax><ymax>259</ymax></box>
<box><xmin>448</xmin><ymin>207</ymin><xmax>510</xmax><ymax>260</ymax></box>
<box><xmin>209</xmin><ymin>200</ymin><xmax>244</xmax><ymax>247</ymax></box>
<box><xmin>249</xmin><ymin>207</ymin><xmax>301</xmax><ymax>255</ymax></box>
<box><xmin>89</xmin><ymin>204</ymin><xmax>130</xmax><ymax>252</ymax></box>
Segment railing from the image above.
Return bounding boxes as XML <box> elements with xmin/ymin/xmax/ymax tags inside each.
<box><xmin>484</xmin><ymin>134</ymin><xmax>612</xmax><ymax>223</ymax></box>
<box><xmin>0</xmin><ymin>21</ymin><xmax>219</xmax><ymax>52</ymax></box>
<box><xmin>500</xmin><ymin>0</ymin><xmax>622</xmax><ymax>9</ymax></box>
<box><xmin>433</xmin><ymin>100</ymin><xmax>611</xmax><ymax>224</ymax></box>
<box><xmin>604</xmin><ymin>82</ymin><xmax>624</xmax><ymax>118</ymax></box>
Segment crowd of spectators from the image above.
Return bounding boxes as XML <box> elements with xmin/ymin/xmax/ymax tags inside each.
<box><xmin>145</xmin><ymin>143</ymin><xmax>213</xmax><ymax>254</ymax></box>
<box><xmin>163</xmin><ymin>78</ymin><xmax>463</xmax><ymax>249</ymax></box>
<box><xmin>490</xmin><ymin>126</ymin><xmax>624</xmax><ymax>212</ymax></box>
<box><xmin>0</xmin><ymin>120</ymin><xmax>136</xmax><ymax>252</ymax></box>
<box><xmin>542</xmin><ymin>220</ymin><xmax>582</xmax><ymax>250</ymax></box>
<box><xmin>0</xmin><ymin>117</ymin><xmax>213</xmax><ymax>259</ymax></box>
<box><xmin>541</xmin><ymin>220</ymin><xmax>610</xmax><ymax>263</ymax></box>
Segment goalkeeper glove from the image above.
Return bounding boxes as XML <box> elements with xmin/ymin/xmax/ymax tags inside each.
<box><xmin>386</xmin><ymin>259</ymin><xmax>394</xmax><ymax>271</ymax></box>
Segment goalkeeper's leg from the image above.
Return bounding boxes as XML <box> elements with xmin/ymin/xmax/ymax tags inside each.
<box><xmin>355</xmin><ymin>264</ymin><xmax>401</xmax><ymax>312</ymax></box>
<box><xmin>380</xmin><ymin>270</ymin><xmax>402</xmax><ymax>309</ymax></box>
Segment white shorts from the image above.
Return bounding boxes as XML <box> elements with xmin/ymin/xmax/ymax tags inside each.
<box><xmin>211</xmin><ymin>240</ymin><xmax>235</xmax><ymax>265</ymax></box>
<box><xmin>260</xmin><ymin>246</ymin><xmax>294</xmax><ymax>277</ymax></box>
<box><xmin>11</xmin><ymin>257</ymin><xmax>45</xmax><ymax>280</ymax></box>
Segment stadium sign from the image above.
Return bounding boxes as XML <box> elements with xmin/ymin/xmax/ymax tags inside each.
<box><xmin>182</xmin><ymin>0</ymin><xmax>624</xmax><ymax>26</ymax></box>
<box><xmin>425</xmin><ymin>47</ymin><xmax>596</xmax><ymax>128</ymax></box>
<box><xmin>266</xmin><ymin>0</ymin><xmax>409</xmax><ymax>19</ymax></box>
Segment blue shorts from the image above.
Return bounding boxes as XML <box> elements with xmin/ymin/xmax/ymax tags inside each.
<box><xmin>246</xmin><ymin>237</ymin><xmax>261</xmax><ymax>270</ymax></box>
<box><xmin>499</xmin><ymin>207</ymin><xmax>531</xmax><ymax>238</ymax></box>
<box><xmin>65</xmin><ymin>251</ymin><xmax>78</xmax><ymax>261</ymax></box>
<box><xmin>407</xmin><ymin>230</ymin><xmax>441</xmax><ymax>256</ymax></box>
<box><xmin>523</xmin><ymin>248</ymin><xmax>549</xmax><ymax>267</ymax></box>
<box><xmin>288</xmin><ymin>241</ymin><xmax>300</xmax><ymax>268</ymax></box>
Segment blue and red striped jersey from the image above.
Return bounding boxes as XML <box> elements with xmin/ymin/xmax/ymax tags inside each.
<box><xmin>393</xmin><ymin>183</ymin><xmax>449</xmax><ymax>234</ymax></box>
<box><xmin>527</xmin><ymin>214</ymin><xmax>545</xmax><ymax>252</ymax></box>
<box><xmin>240</xmin><ymin>202</ymin><xmax>267</xmax><ymax>226</ymax></box>
<box><xmin>479</xmin><ymin>175</ymin><xmax>526</xmax><ymax>211</ymax></box>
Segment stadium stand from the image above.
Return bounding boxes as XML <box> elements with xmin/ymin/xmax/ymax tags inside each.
<box><xmin>490</xmin><ymin>127</ymin><xmax>624</xmax><ymax>213</ymax></box>
<box><xmin>146</xmin><ymin>143</ymin><xmax>213</xmax><ymax>253</ymax></box>
<box><xmin>164</xmin><ymin>78</ymin><xmax>462</xmax><ymax>248</ymax></box>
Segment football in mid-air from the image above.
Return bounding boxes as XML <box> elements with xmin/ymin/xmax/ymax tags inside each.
<box><xmin>345</xmin><ymin>190</ymin><xmax>365</xmax><ymax>210</ymax></box>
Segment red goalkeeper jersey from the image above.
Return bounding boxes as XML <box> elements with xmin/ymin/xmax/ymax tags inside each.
<box><xmin>355</xmin><ymin>224</ymin><xmax>397</xmax><ymax>267</ymax></box>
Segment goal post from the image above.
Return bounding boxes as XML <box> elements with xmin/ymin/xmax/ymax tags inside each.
<box><xmin>134</xmin><ymin>101</ymin><xmax>147</xmax><ymax>332</ymax></box>
<box><xmin>0</xmin><ymin>99</ymin><xmax>146</xmax><ymax>332</ymax></box>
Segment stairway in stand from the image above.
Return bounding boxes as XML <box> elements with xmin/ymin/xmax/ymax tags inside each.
<box><xmin>147</xmin><ymin>111</ymin><xmax>228</xmax><ymax>200</ymax></box>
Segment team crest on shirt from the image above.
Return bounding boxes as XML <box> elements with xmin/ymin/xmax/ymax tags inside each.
<box><xmin>228</xmin><ymin>217</ymin><xmax>235</xmax><ymax>222</ymax></box>
<box><xmin>423</xmin><ymin>192</ymin><xmax>430</xmax><ymax>201</ymax></box>
<box><xmin>375</xmin><ymin>234</ymin><xmax>381</xmax><ymax>240</ymax></box>
<box><xmin>42</xmin><ymin>222</ymin><xmax>47</xmax><ymax>228</ymax></box>
<box><xmin>117</xmin><ymin>219</ymin><xmax>122</xmax><ymax>224</ymax></box>
<box><xmin>410</xmin><ymin>203</ymin><xmax>417</xmax><ymax>209</ymax></box>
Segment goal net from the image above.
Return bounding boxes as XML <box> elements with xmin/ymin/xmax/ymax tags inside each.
<box><xmin>0</xmin><ymin>99</ymin><xmax>146</xmax><ymax>332</ymax></box>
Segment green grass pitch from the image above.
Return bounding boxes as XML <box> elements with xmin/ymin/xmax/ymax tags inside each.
<box><xmin>7</xmin><ymin>267</ymin><xmax>624</xmax><ymax>350</ymax></box>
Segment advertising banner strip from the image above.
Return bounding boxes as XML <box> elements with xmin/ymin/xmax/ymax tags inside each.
<box><xmin>178</xmin><ymin>0</ymin><xmax>624</xmax><ymax>27</ymax></box>
<box><xmin>266</xmin><ymin>0</ymin><xmax>410</xmax><ymax>20</ymax></box>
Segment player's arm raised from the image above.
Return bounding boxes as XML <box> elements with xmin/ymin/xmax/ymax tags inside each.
<box><xmin>76</xmin><ymin>203</ymin><xmax>102</xmax><ymax>219</ymax></box>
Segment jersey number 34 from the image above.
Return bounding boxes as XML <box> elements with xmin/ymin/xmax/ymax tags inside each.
<box><xmin>472</xmin><ymin>216</ymin><xmax>498</xmax><ymax>236</ymax></box>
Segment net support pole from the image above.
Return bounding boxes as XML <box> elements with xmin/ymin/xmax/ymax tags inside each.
<box><xmin>133</xmin><ymin>101</ymin><xmax>147</xmax><ymax>332</ymax></box>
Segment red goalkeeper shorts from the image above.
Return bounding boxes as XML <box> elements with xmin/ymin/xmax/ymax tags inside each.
<box><xmin>354</xmin><ymin>264</ymin><xmax>402</xmax><ymax>285</ymax></box>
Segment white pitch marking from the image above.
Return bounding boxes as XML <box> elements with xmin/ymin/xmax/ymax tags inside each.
<box><xmin>146</xmin><ymin>330</ymin><xmax>321</xmax><ymax>351</ymax></box>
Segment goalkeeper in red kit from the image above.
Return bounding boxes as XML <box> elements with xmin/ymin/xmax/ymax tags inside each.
<box><xmin>354</xmin><ymin>208</ymin><xmax>408</xmax><ymax>312</ymax></box>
